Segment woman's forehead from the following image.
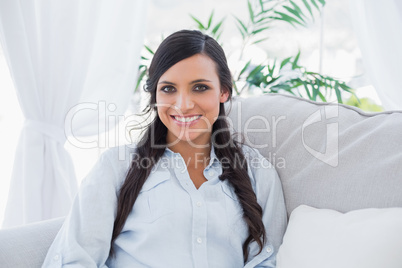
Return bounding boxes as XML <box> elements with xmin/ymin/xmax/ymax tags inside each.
<box><xmin>158</xmin><ymin>54</ymin><xmax>219</xmax><ymax>83</ymax></box>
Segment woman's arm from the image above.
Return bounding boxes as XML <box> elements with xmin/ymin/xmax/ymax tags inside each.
<box><xmin>42</xmin><ymin>148</ymin><xmax>124</xmax><ymax>267</ymax></box>
<box><xmin>243</xmin><ymin>147</ymin><xmax>288</xmax><ymax>268</ymax></box>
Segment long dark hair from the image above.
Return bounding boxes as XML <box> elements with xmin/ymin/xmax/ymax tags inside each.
<box><xmin>110</xmin><ymin>30</ymin><xmax>266</xmax><ymax>261</ymax></box>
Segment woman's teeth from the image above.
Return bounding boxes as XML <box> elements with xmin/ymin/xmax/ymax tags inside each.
<box><xmin>174</xmin><ymin>115</ymin><xmax>200</xmax><ymax>122</ymax></box>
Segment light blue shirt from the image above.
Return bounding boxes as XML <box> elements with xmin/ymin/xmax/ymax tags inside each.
<box><xmin>42</xmin><ymin>144</ymin><xmax>287</xmax><ymax>267</ymax></box>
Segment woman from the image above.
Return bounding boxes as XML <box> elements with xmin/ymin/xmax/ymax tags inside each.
<box><xmin>43</xmin><ymin>30</ymin><xmax>287</xmax><ymax>267</ymax></box>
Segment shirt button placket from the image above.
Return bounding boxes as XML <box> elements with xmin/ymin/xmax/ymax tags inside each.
<box><xmin>191</xmin><ymin>194</ymin><xmax>208</xmax><ymax>268</ymax></box>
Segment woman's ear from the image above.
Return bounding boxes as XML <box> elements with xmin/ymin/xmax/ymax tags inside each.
<box><xmin>220</xmin><ymin>89</ymin><xmax>230</xmax><ymax>103</ymax></box>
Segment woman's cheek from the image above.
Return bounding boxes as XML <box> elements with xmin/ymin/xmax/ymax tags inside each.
<box><xmin>157</xmin><ymin>107</ymin><xmax>168</xmax><ymax>120</ymax></box>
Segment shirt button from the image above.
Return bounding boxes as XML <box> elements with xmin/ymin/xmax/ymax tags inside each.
<box><xmin>196</xmin><ymin>237</ymin><xmax>202</xmax><ymax>244</ymax></box>
<box><xmin>208</xmin><ymin>170</ymin><xmax>215</xmax><ymax>176</ymax></box>
<box><xmin>196</xmin><ymin>201</ymin><xmax>202</xmax><ymax>207</ymax></box>
<box><xmin>53</xmin><ymin>254</ymin><xmax>60</xmax><ymax>261</ymax></box>
<box><xmin>266</xmin><ymin>247</ymin><xmax>272</xmax><ymax>253</ymax></box>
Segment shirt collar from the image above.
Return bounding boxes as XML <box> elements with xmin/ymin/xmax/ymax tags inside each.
<box><xmin>164</xmin><ymin>144</ymin><xmax>219</xmax><ymax>167</ymax></box>
<box><xmin>208</xmin><ymin>145</ymin><xmax>219</xmax><ymax>167</ymax></box>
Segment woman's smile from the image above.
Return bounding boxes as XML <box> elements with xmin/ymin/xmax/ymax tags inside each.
<box><xmin>170</xmin><ymin>114</ymin><xmax>202</xmax><ymax>126</ymax></box>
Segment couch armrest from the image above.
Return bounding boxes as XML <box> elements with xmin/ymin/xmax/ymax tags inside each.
<box><xmin>0</xmin><ymin>217</ymin><xmax>64</xmax><ymax>268</ymax></box>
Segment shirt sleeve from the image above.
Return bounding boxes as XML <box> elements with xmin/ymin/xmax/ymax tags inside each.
<box><xmin>243</xmin><ymin>148</ymin><xmax>288</xmax><ymax>268</ymax></box>
<box><xmin>42</xmin><ymin>150</ymin><xmax>121</xmax><ymax>268</ymax></box>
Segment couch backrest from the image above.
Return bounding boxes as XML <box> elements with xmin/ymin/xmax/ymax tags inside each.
<box><xmin>227</xmin><ymin>93</ymin><xmax>402</xmax><ymax>217</ymax></box>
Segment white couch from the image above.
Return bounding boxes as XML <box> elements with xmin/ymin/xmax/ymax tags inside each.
<box><xmin>1</xmin><ymin>93</ymin><xmax>402</xmax><ymax>267</ymax></box>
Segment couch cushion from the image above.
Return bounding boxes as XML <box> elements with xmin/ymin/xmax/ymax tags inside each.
<box><xmin>0</xmin><ymin>217</ymin><xmax>64</xmax><ymax>267</ymax></box>
<box><xmin>276</xmin><ymin>205</ymin><xmax>402</xmax><ymax>268</ymax></box>
<box><xmin>227</xmin><ymin>93</ymin><xmax>402</xmax><ymax>216</ymax></box>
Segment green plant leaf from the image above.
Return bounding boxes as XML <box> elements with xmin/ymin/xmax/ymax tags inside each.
<box><xmin>259</xmin><ymin>0</ymin><xmax>264</xmax><ymax>12</ymax></box>
<box><xmin>248</xmin><ymin>0</ymin><xmax>255</xmax><ymax>23</ymax></box>
<box><xmin>311</xmin><ymin>0</ymin><xmax>320</xmax><ymax>11</ymax></box>
<box><xmin>334</xmin><ymin>83</ymin><xmax>343</xmax><ymax>103</ymax></box>
<box><xmin>247</xmin><ymin>65</ymin><xmax>265</xmax><ymax>79</ymax></box>
<box><xmin>271</xmin><ymin>83</ymin><xmax>297</xmax><ymax>95</ymax></box>
<box><xmin>216</xmin><ymin>32</ymin><xmax>223</xmax><ymax>41</ymax></box>
<box><xmin>255</xmin><ymin>16</ymin><xmax>271</xmax><ymax>24</ymax></box>
<box><xmin>252</xmin><ymin>37</ymin><xmax>269</xmax><ymax>44</ymax></box>
<box><xmin>280</xmin><ymin>57</ymin><xmax>292</xmax><ymax>69</ymax></box>
<box><xmin>318</xmin><ymin>0</ymin><xmax>326</xmax><ymax>6</ymax></box>
<box><xmin>338</xmin><ymin>82</ymin><xmax>353</xmax><ymax>91</ymax></box>
<box><xmin>266</xmin><ymin>76</ymin><xmax>279</xmax><ymax>85</ymax></box>
<box><xmin>302</xmin><ymin>81</ymin><xmax>312</xmax><ymax>99</ymax></box>
<box><xmin>246</xmin><ymin>65</ymin><xmax>266</xmax><ymax>86</ymax></box>
<box><xmin>317</xmin><ymin>91</ymin><xmax>326</xmax><ymax>102</ymax></box>
<box><xmin>190</xmin><ymin>15</ymin><xmax>205</xmax><ymax>30</ymax></box>
<box><xmin>323</xmin><ymin>78</ymin><xmax>328</xmax><ymax>93</ymax></box>
<box><xmin>292</xmin><ymin>51</ymin><xmax>301</xmax><ymax>69</ymax></box>
<box><xmin>212</xmin><ymin>18</ymin><xmax>225</xmax><ymax>35</ymax></box>
<box><xmin>239</xmin><ymin>60</ymin><xmax>251</xmax><ymax>77</ymax></box>
<box><xmin>144</xmin><ymin>45</ymin><xmax>154</xmax><ymax>55</ymax></box>
<box><xmin>283</xmin><ymin>6</ymin><xmax>306</xmax><ymax>24</ymax></box>
<box><xmin>233</xmin><ymin>79</ymin><xmax>240</xmax><ymax>95</ymax></box>
<box><xmin>289</xmin><ymin>0</ymin><xmax>305</xmax><ymax>18</ymax></box>
<box><xmin>312</xmin><ymin>83</ymin><xmax>319</xmax><ymax>100</ymax></box>
<box><xmin>207</xmin><ymin>10</ymin><xmax>214</xmax><ymax>29</ymax></box>
<box><xmin>234</xmin><ymin>16</ymin><xmax>248</xmax><ymax>35</ymax></box>
<box><xmin>235</xmin><ymin>24</ymin><xmax>246</xmax><ymax>39</ymax></box>
<box><xmin>302</xmin><ymin>0</ymin><xmax>314</xmax><ymax>18</ymax></box>
<box><xmin>268</xmin><ymin>60</ymin><xmax>276</xmax><ymax>75</ymax></box>
<box><xmin>252</xmin><ymin>26</ymin><xmax>270</xmax><ymax>34</ymax></box>
<box><xmin>271</xmin><ymin>11</ymin><xmax>303</xmax><ymax>27</ymax></box>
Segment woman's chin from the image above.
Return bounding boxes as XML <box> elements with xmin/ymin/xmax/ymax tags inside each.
<box><xmin>167</xmin><ymin>132</ymin><xmax>211</xmax><ymax>148</ymax></box>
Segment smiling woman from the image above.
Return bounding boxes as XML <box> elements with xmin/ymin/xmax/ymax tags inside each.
<box><xmin>42</xmin><ymin>30</ymin><xmax>287</xmax><ymax>267</ymax></box>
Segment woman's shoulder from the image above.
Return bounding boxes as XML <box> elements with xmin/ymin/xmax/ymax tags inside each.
<box><xmin>238</xmin><ymin>143</ymin><xmax>278</xmax><ymax>191</ymax></box>
<box><xmin>100</xmin><ymin>143</ymin><xmax>138</xmax><ymax>164</ymax></box>
<box><xmin>81</xmin><ymin>144</ymin><xmax>138</xmax><ymax>187</ymax></box>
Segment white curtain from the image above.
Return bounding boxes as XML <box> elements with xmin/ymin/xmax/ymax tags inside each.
<box><xmin>0</xmin><ymin>0</ymin><xmax>147</xmax><ymax>227</ymax></box>
<box><xmin>349</xmin><ymin>0</ymin><xmax>402</xmax><ymax>110</ymax></box>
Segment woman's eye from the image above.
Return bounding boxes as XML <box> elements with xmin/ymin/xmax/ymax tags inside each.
<box><xmin>194</xmin><ymin>85</ymin><xmax>209</xmax><ymax>91</ymax></box>
<box><xmin>161</xmin><ymin>86</ymin><xmax>175</xmax><ymax>93</ymax></box>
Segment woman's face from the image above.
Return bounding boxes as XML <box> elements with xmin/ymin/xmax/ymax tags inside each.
<box><xmin>156</xmin><ymin>53</ymin><xmax>229</xmax><ymax>148</ymax></box>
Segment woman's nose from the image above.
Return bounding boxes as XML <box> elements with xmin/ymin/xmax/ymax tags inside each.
<box><xmin>175</xmin><ymin>92</ymin><xmax>194</xmax><ymax>112</ymax></box>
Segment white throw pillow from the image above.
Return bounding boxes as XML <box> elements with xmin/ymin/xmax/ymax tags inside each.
<box><xmin>277</xmin><ymin>205</ymin><xmax>402</xmax><ymax>268</ymax></box>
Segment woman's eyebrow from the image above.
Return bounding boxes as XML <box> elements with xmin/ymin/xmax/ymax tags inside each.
<box><xmin>190</xmin><ymin>79</ymin><xmax>212</xmax><ymax>84</ymax></box>
<box><xmin>158</xmin><ymin>81</ymin><xmax>176</xmax><ymax>85</ymax></box>
<box><xmin>158</xmin><ymin>79</ymin><xmax>212</xmax><ymax>85</ymax></box>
